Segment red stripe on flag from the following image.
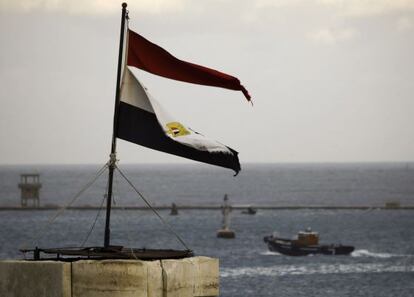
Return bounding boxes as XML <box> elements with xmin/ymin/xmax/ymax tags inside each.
<box><xmin>127</xmin><ymin>29</ymin><xmax>251</xmax><ymax>102</ymax></box>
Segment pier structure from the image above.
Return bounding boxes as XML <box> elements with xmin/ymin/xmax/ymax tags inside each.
<box><xmin>18</xmin><ymin>174</ymin><xmax>41</xmax><ymax>208</ymax></box>
<box><xmin>1</xmin><ymin>204</ymin><xmax>414</xmax><ymax>211</ymax></box>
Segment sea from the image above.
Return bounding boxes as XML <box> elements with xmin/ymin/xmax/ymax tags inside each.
<box><xmin>1</xmin><ymin>163</ymin><xmax>413</xmax><ymax>297</ymax></box>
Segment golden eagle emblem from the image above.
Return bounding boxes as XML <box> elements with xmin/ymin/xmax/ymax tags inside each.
<box><xmin>166</xmin><ymin>122</ymin><xmax>190</xmax><ymax>137</ymax></box>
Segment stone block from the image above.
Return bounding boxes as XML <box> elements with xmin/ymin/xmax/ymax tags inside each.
<box><xmin>146</xmin><ymin>260</ymin><xmax>163</xmax><ymax>297</ymax></box>
<box><xmin>0</xmin><ymin>260</ymin><xmax>71</xmax><ymax>297</ymax></box>
<box><xmin>72</xmin><ymin>259</ymin><xmax>147</xmax><ymax>297</ymax></box>
<box><xmin>0</xmin><ymin>256</ymin><xmax>220</xmax><ymax>297</ymax></box>
<box><xmin>161</xmin><ymin>258</ymin><xmax>195</xmax><ymax>297</ymax></box>
<box><xmin>190</xmin><ymin>257</ymin><xmax>219</xmax><ymax>297</ymax></box>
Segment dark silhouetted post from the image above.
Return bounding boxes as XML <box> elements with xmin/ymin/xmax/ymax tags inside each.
<box><xmin>104</xmin><ymin>2</ymin><xmax>128</xmax><ymax>248</ymax></box>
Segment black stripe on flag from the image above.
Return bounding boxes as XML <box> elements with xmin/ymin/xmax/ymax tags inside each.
<box><xmin>116</xmin><ymin>101</ymin><xmax>241</xmax><ymax>174</ymax></box>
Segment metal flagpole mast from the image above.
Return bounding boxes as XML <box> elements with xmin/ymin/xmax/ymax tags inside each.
<box><xmin>104</xmin><ymin>2</ymin><xmax>128</xmax><ymax>248</ymax></box>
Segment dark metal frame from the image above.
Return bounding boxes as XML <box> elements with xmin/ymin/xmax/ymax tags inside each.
<box><xmin>21</xmin><ymin>247</ymin><xmax>193</xmax><ymax>261</ymax></box>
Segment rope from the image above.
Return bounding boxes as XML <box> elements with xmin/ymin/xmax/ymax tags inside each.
<box><xmin>80</xmin><ymin>193</ymin><xmax>107</xmax><ymax>247</ymax></box>
<box><xmin>21</xmin><ymin>164</ymin><xmax>108</xmax><ymax>250</ymax></box>
<box><xmin>113</xmin><ymin>170</ymin><xmax>138</xmax><ymax>259</ymax></box>
<box><xmin>115</xmin><ymin>166</ymin><xmax>191</xmax><ymax>251</ymax></box>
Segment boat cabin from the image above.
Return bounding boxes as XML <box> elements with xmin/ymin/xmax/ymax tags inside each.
<box><xmin>294</xmin><ymin>228</ymin><xmax>319</xmax><ymax>246</ymax></box>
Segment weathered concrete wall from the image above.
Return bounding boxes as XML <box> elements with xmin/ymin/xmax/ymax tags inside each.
<box><xmin>146</xmin><ymin>260</ymin><xmax>163</xmax><ymax>297</ymax></box>
<box><xmin>72</xmin><ymin>260</ymin><xmax>148</xmax><ymax>297</ymax></box>
<box><xmin>190</xmin><ymin>257</ymin><xmax>219</xmax><ymax>297</ymax></box>
<box><xmin>0</xmin><ymin>257</ymin><xmax>219</xmax><ymax>297</ymax></box>
<box><xmin>162</xmin><ymin>258</ymin><xmax>195</xmax><ymax>297</ymax></box>
<box><xmin>0</xmin><ymin>260</ymin><xmax>71</xmax><ymax>297</ymax></box>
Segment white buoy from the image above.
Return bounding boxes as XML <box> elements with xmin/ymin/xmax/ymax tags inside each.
<box><xmin>217</xmin><ymin>194</ymin><xmax>235</xmax><ymax>238</ymax></box>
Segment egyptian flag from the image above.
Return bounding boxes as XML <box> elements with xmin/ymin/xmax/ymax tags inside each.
<box><xmin>127</xmin><ymin>29</ymin><xmax>251</xmax><ymax>102</ymax></box>
<box><xmin>116</xmin><ymin>67</ymin><xmax>241</xmax><ymax>175</ymax></box>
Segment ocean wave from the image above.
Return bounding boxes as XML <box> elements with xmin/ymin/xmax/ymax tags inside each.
<box><xmin>351</xmin><ymin>249</ymin><xmax>408</xmax><ymax>258</ymax></box>
<box><xmin>260</xmin><ymin>250</ymin><xmax>281</xmax><ymax>256</ymax></box>
<box><xmin>221</xmin><ymin>263</ymin><xmax>414</xmax><ymax>278</ymax></box>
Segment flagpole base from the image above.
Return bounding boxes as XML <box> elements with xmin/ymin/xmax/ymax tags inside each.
<box><xmin>20</xmin><ymin>246</ymin><xmax>193</xmax><ymax>260</ymax></box>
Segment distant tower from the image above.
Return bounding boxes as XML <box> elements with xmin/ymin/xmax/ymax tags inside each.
<box><xmin>217</xmin><ymin>194</ymin><xmax>235</xmax><ymax>238</ymax></box>
<box><xmin>18</xmin><ymin>174</ymin><xmax>42</xmax><ymax>208</ymax></box>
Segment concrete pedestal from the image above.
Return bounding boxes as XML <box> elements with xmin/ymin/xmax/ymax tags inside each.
<box><xmin>0</xmin><ymin>257</ymin><xmax>219</xmax><ymax>297</ymax></box>
<box><xmin>217</xmin><ymin>229</ymin><xmax>235</xmax><ymax>238</ymax></box>
<box><xmin>0</xmin><ymin>261</ymin><xmax>71</xmax><ymax>297</ymax></box>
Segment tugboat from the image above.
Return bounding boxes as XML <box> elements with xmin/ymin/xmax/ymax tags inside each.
<box><xmin>241</xmin><ymin>206</ymin><xmax>257</xmax><ymax>215</ymax></box>
<box><xmin>263</xmin><ymin>228</ymin><xmax>354</xmax><ymax>256</ymax></box>
<box><xmin>170</xmin><ymin>203</ymin><xmax>179</xmax><ymax>215</ymax></box>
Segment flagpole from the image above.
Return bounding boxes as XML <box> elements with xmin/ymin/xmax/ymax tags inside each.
<box><xmin>104</xmin><ymin>2</ymin><xmax>128</xmax><ymax>248</ymax></box>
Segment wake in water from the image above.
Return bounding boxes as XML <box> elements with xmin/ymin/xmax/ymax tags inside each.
<box><xmin>260</xmin><ymin>249</ymin><xmax>409</xmax><ymax>258</ymax></box>
<box><xmin>221</xmin><ymin>263</ymin><xmax>414</xmax><ymax>278</ymax></box>
<box><xmin>260</xmin><ymin>250</ymin><xmax>281</xmax><ymax>256</ymax></box>
<box><xmin>351</xmin><ymin>249</ymin><xmax>410</xmax><ymax>258</ymax></box>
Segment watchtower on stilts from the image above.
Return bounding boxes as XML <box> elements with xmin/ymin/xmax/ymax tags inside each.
<box><xmin>18</xmin><ymin>174</ymin><xmax>42</xmax><ymax>208</ymax></box>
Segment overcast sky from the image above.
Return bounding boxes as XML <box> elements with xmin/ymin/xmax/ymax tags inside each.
<box><xmin>0</xmin><ymin>0</ymin><xmax>413</xmax><ymax>165</ymax></box>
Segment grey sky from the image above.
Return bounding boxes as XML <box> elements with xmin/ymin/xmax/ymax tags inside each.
<box><xmin>1</xmin><ymin>0</ymin><xmax>413</xmax><ymax>165</ymax></box>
